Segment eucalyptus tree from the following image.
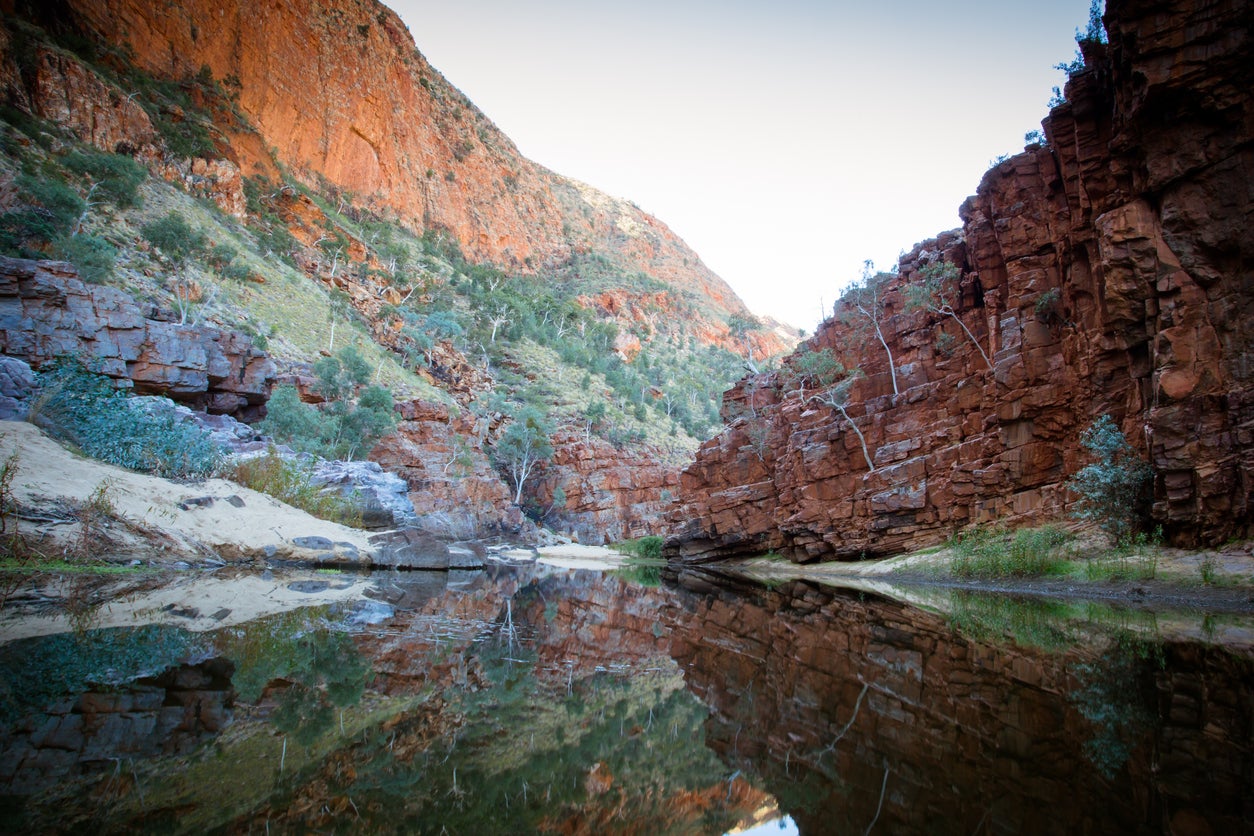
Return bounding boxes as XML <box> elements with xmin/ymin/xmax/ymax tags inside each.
<box><xmin>904</xmin><ymin>260</ymin><xmax>991</xmax><ymax>368</ymax></box>
<box><xmin>791</xmin><ymin>347</ymin><xmax>875</xmax><ymax>472</ymax></box>
<box><xmin>837</xmin><ymin>261</ymin><xmax>899</xmax><ymax>395</ymax></box>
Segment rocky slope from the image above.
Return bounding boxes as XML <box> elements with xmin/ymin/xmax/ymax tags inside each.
<box><xmin>14</xmin><ymin>0</ymin><xmax>789</xmax><ymax>352</ymax></box>
<box><xmin>667</xmin><ymin>0</ymin><xmax>1254</xmax><ymax>562</ymax></box>
<box><xmin>0</xmin><ymin>0</ymin><xmax>802</xmax><ymax>544</ymax></box>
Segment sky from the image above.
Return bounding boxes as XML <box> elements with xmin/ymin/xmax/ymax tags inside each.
<box><xmin>387</xmin><ymin>0</ymin><xmax>1095</xmax><ymax>330</ymax></box>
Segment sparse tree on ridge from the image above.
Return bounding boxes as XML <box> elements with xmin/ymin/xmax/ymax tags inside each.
<box><xmin>790</xmin><ymin>347</ymin><xmax>875</xmax><ymax>472</ymax></box>
<box><xmin>838</xmin><ymin>261</ymin><xmax>899</xmax><ymax>395</ymax></box>
<box><xmin>904</xmin><ymin>260</ymin><xmax>991</xmax><ymax>368</ymax></box>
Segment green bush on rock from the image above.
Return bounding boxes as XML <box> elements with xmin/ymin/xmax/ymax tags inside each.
<box><xmin>33</xmin><ymin>358</ymin><xmax>223</xmax><ymax>478</ymax></box>
<box><xmin>258</xmin><ymin>347</ymin><xmax>396</xmax><ymax>461</ymax></box>
<box><xmin>1067</xmin><ymin>414</ymin><xmax>1153</xmax><ymax>545</ymax></box>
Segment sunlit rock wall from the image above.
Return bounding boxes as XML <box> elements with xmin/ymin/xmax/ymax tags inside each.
<box><xmin>667</xmin><ymin>0</ymin><xmax>1254</xmax><ymax>560</ymax></box>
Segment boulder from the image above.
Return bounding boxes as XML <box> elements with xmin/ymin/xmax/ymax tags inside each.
<box><xmin>0</xmin><ymin>355</ymin><xmax>35</xmax><ymax>420</ymax></box>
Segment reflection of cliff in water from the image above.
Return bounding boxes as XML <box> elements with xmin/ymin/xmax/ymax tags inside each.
<box><xmin>4</xmin><ymin>565</ymin><xmax>1253</xmax><ymax>833</ymax></box>
<box><xmin>0</xmin><ymin>567</ymin><xmax>771</xmax><ymax>834</ymax></box>
<box><xmin>665</xmin><ymin>568</ymin><xmax>1254</xmax><ymax>835</ymax></box>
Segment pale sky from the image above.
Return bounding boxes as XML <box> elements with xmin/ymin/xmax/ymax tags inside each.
<box><xmin>387</xmin><ymin>1</ymin><xmax>1094</xmax><ymax>330</ymax></box>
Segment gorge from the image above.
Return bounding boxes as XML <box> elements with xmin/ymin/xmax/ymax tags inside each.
<box><xmin>666</xmin><ymin>0</ymin><xmax>1254</xmax><ymax>563</ymax></box>
<box><xmin>1</xmin><ymin>0</ymin><xmax>1254</xmax><ymax>833</ymax></box>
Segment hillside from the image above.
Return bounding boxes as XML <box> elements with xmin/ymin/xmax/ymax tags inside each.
<box><xmin>0</xmin><ymin>0</ymin><xmax>798</xmax><ymax>543</ymax></box>
<box><xmin>665</xmin><ymin>0</ymin><xmax>1254</xmax><ymax>562</ymax></box>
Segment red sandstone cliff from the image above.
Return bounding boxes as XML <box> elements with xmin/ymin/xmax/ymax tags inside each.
<box><xmin>21</xmin><ymin>0</ymin><xmax>779</xmax><ymax>349</ymax></box>
<box><xmin>0</xmin><ymin>0</ymin><xmax>801</xmax><ymax>542</ymax></box>
<box><xmin>667</xmin><ymin>0</ymin><xmax>1254</xmax><ymax>561</ymax></box>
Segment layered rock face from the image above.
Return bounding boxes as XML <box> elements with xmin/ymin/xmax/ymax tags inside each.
<box><xmin>531</xmin><ymin>426</ymin><xmax>680</xmax><ymax>543</ymax></box>
<box><xmin>0</xmin><ymin>257</ymin><xmax>274</xmax><ymax>418</ymax></box>
<box><xmin>668</xmin><ymin>0</ymin><xmax>1254</xmax><ymax>560</ymax></box>
<box><xmin>369</xmin><ymin>399</ymin><xmax>526</xmax><ymax>540</ymax></box>
<box><xmin>665</xmin><ymin>569</ymin><xmax>1254</xmax><ymax>835</ymax></box>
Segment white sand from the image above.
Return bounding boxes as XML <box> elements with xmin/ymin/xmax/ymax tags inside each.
<box><xmin>1</xmin><ymin>421</ymin><xmax>376</xmax><ymax>562</ymax></box>
<box><xmin>534</xmin><ymin>543</ymin><xmax>627</xmax><ymax>570</ymax></box>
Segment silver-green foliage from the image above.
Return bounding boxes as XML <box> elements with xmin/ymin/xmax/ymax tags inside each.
<box><xmin>35</xmin><ymin>358</ymin><xmax>223</xmax><ymax>478</ymax></box>
<box><xmin>1067</xmin><ymin>415</ymin><xmax>1152</xmax><ymax>544</ymax></box>
<box><xmin>492</xmin><ymin>406</ymin><xmax>553</xmax><ymax>505</ymax></box>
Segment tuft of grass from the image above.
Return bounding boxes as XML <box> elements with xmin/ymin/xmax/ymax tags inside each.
<box><xmin>1077</xmin><ymin>529</ymin><xmax>1162</xmax><ymax>582</ymax></box>
<box><xmin>948</xmin><ymin>524</ymin><xmax>1072</xmax><ymax>579</ymax></box>
<box><xmin>1200</xmin><ymin>556</ymin><xmax>1217</xmax><ymax>585</ymax></box>
<box><xmin>613</xmin><ymin>535</ymin><xmax>663</xmax><ymax>561</ymax></box>
<box><xmin>230</xmin><ymin>449</ymin><xmax>362</xmax><ymax>527</ymax></box>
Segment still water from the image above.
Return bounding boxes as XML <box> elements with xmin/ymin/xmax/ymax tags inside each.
<box><xmin>1</xmin><ymin>562</ymin><xmax>1252</xmax><ymax>834</ymax></box>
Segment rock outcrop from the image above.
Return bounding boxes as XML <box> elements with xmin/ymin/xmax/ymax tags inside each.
<box><xmin>0</xmin><ymin>257</ymin><xmax>274</xmax><ymax>418</ymax></box>
<box><xmin>531</xmin><ymin>426</ymin><xmax>680</xmax><ymax>543</ymax></box>
<box><xmin>369</xmin><ymin>399</ymin><xmax>528</xmax><ymax>540</ymax></box>
<box><xmin>667</xmin><ymin>0</ymin><xmax>1254</xmax><ymax>561</ymax></box>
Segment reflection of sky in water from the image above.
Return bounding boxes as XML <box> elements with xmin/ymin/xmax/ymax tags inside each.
<box><xmin>730</xmin><ymin>816</ymin><xmax>798</xmax><ymax>836</ymax></box>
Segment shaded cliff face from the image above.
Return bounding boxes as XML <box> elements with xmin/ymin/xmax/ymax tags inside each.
<box><xmin>368</xmin><ymin>399</ymin><xmax>527</xmax><ymax>539</ymax></box>
<box><xmin>530</xmin><ymin>425</ymin><xmax>680</xmax><ymax>544</ymax></box>
<box><xmin>665</xmin><ymin>570</ymin><xmax>1254</xmax><ymax>835</ymax></box>
<box><xmin>668</xmin><ymin>0</ymin><xmax>1254</xmax><ymax>561</ymax></box>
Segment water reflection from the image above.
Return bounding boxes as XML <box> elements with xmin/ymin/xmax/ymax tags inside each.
<box><xmin>0</xmin><ymin>565</ymin><xmax>1251</xmax><ymax>834</ymax></box>
<box><xmin>667</xmin><ymin>567</ymin><xmax>1254</xmax><ymax>835</ymax></box>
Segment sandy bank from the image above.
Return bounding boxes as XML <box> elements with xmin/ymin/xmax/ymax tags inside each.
<box><xmin>1</xmin><ymin>421</ymin><xmax>376</xmax><ymax>563</ymax></box>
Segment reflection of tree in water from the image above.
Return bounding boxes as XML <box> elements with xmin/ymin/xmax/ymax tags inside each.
<box><xmin>215</xmin><ymin>608</ymin><xmax>370</xmax><ymax>744</ymax></box>
<box><xmin>241</xmin><ymin>591</ymin><xmax>762</xmax><ymax>834</ymax></box>
<box><xmin>1069</xmin><ymin>635</ymin><xmax>1160</xmax><ymax>779</ymax></box>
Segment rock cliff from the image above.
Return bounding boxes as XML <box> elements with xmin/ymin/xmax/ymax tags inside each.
<box><xmin>25</xmin><ymin>0</ymin><xmax>769</xmax><ymax>338</ymax></box>
<box><xmin>667</xmin><ymin>0</ymin><xmax>1254</xmax><ymax>561</ymax></box>
<box><xmin>0</xmin><ymin>256</ymin><xmax>274</xmax><ymax>417</ymax></box>
<box><xmin>368</xmin><ymin>398</ymin><xmax>527</xmax><ymax>540</ymax></box>
<box><xmin>530</xmin><ymin>425</ymin><xmax>680</xmax><ymax>544</ymax></box>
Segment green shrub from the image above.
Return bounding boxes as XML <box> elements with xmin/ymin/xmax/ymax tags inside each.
<box><xmin>231</xmin><ymin>449</ymin><xmax>361</xmax><ymax>526</ymax></box>
<box><xmin>63</xmin><ymin>150</ymin><xmax>146</xmax><ymax>208</ymax></box>
<box><xmin>34</xmin><ymin>358</ymin><xmax>223</xmax><ymax>478</ymax></box>
<box><xmin>51</xmin><ymin>233</ymin><xmax>116</xmax><ymax>283</ymax></box>
<box><xmin>1067</xmin><ymin>415</ymin><xmax>1153</xmax><ymax>545</ymax></box>
<box><xmin>615</xmin><ymin>535</ymin><xmax>664</xmax><ymax>560</ymax></box>
<box><xmin>153</xmin><ymin>110</ymin><xmax>216</xmax><ymax>159</ymax></box>
<box><xmin>141</xmin><ymin>212</ymin><xmax>205</xmax><ymax>262</ymax></box>
<box><xmin>949</xmin><ymin>524</ymin><xmax>1071</xmax><ymax>578</ymax></box>
<box><xmin>0</xmin><ymin>175</ymin><xmax>85</xmax><ymax>253</ymax></box>
<box><xmin>258</xmin><ymin>361</ymin><xmax>396</xmax><ymax>462</ymax></box>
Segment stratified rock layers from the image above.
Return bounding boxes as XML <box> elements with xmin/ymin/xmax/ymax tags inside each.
<box><xmin>668</xmin><ymin>0</ymin><xmax>1253</xmax><ymax>561</ymax></box>
<box><xmin>0</xmin><ymin>257</ymin><xmax>274</xmax><ymax>418</ymax></box>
